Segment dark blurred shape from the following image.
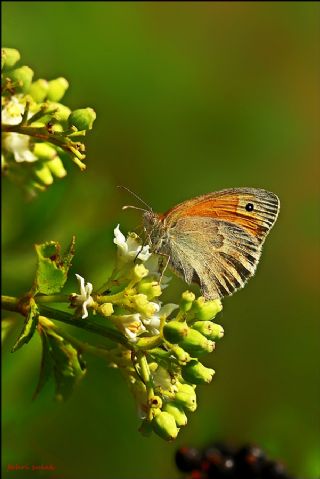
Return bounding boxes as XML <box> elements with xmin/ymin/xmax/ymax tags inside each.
<box><xmin>261</xmin><ymin>460</ymin><xmax>291</xmax><ymax>479</ymax></box>
<box><xmin>205</xmin><ymin>442</ymin><xmax>237</xmax><ymax>457</ymax></box>
<box><xmin>202</xmin><ymin>444</ymin><xmax>235</xmax><ymax>478</ymax></box>
<box><xmin>175</xmin><ymin>446</ymin><xmax>203</xmax><ymax>473</ymax></box>
<box><xmin>235</xmin><ymin>444</ymin><xmax>267</xmax><ymax>477</ymax></box>
<box><xmin>176</xmin><ymin>442</ymin><xmax>298</xmax><ymax>479</ymax></box>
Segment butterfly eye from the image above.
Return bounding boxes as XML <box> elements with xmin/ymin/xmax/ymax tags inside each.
<box><xmin>245</xmin><ymin>203</ymin><xmax>254</xmax><ymax>212</ymax></box>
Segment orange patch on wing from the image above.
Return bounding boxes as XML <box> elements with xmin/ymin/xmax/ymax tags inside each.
<box><xmin>168</xmin><ymin>195</ymin><xmax>263</xmax><ymax>237</ymax></box>
<box><xmin>179</xmin><ymin>197</ymin><xmax>238</xmax><ymax>217</ymax></box>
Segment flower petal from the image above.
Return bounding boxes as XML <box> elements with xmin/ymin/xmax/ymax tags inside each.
<box><xmin>160</xmin><ymin>303</ymin><xmax>179</xmax><ymax>318</ymax></box>
<box><xmin>113</xmin><ymin>225</ymin><xmax>128</xmax><ymax>253</ymax></box>
<box><xmin>75</xmin><ymin>274</ymin><xmax>86</xmax><ymax>296</ymax></box>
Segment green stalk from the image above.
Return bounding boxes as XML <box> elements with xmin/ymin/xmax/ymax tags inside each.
<box><xmin>138</xmin><ymin>352</ymin><xmax>155</xmax><ymax>421</ymax></box>
<box><xmin>36</xmin><ymin>294</ymin><xmax>70</xmax><ymax>304</ymax></box>
<box><xmin>1</xmin><ymin>123</ymin><xmax>86</xmax><ymax>167</ymax></box>
<box><xmin>1</xmin><ymin>295</ymin><xmax>132</xmax><ymax>350</ymax></box>
<box><xmin>38</xmin><ymin>316</ymin><xmax>123</xmax><ymax>363</ymax></box>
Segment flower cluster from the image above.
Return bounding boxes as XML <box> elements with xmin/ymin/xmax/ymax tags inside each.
<box><xmin>1</xmin><ymin>47</ymin><xmax>96</xmax><ymax>197</ymax></box>
<box><xmin>71</xmin><ymin>226</ymin><xmax>224</xmax><ymax>441</ymax></box>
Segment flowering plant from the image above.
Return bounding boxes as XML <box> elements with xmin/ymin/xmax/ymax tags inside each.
<box><xmin>1</xmin><ymin>47</ymin><xmax>96</xmax><ymax>197</ymax></box>
<box><xmin>2</xmin><ymin>226</ymin><xmax>224</xmax><ymax>441</ymax></box>
<box><xmin>1</xmin><ymin>47</ymin><xmax>225</xmax><ymax>441</ymax></box>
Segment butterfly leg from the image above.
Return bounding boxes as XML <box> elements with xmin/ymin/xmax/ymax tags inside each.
<box><xmin>157</xmin><ymin>252</ymin><xmax>170</xmax><ymax>285</ymax></box>
<box><xmin>134</xmin><ymin>227</ymin><xmax>151</xmax><ymax>263</ymax></box>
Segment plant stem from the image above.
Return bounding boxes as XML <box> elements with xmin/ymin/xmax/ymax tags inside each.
<box><xmin>1</xmin><ymin>295</ymin><xmax>20</xmax><ymax>312</ymax></box>
<box><xmin>1</xmin><ymin>123</ymin><xmax>86</xmax><ymax>169</ymax></box>
<box><xmin>138</xmin><ymin>352</ymin><xmax>155</xmax><ymax>421</ymax></box>
<box><xmin>38</xmin><ymin>316</ymin><xmax>125</xmax><ymax>363</ymax></box>
<box><xmin>36</xmin><ymin>294</ymin><xmax>70</xmax><ymax>304</ymax></box>
<box><xmin>95</xmin><ymin>291</ymin><xmax>126</xmax><ymax>304</ymax></box>
<box><xmin>1</xmin><ymin>295</ymin><xmax>132</xmax><ymax>350</ymax></box>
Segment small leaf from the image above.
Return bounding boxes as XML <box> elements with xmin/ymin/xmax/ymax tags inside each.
<box><xmin>11</xmin><ymin>298</ymin><xmax>39</xmax><ymax>352</ymax></box>
<box><xmin>45</xmin><ymin>329</ymin><xmax>86</xmax><ymax>401</ymax></box>
<box><xmin>33</xmin><ymin>328</ymin><xmax>54</xmax><ymax>399</ymax></box>
<box><xmin>34</xmin><ymin>237</ymin><xmax>75</xmax><ymax>294</ymax></box>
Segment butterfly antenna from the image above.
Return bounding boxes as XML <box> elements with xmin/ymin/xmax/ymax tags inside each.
<box><xmin>122</xmin><ymin>205</ymin><xmax>148</xmax><ymax>212</ymax></box>
<box><xmin>117</xmin><ymin>185</ymin><xmax>152</xmax><ymax>212</ymax></box>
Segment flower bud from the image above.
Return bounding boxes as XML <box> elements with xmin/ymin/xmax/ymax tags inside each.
<box><xmin>152</xmin><ymin>411</ymin><xmax>179</xmax><ymax>441</ymax></box>
<box><xmin>33</xmin><ymin>142</ymin><xmax>57</xmax><ymax>161</ymax></box>
<box><xmin>131</xmin><ymin>294</ymin><xmax>157</xmax><ymax>317</ymax></box>
<box><xmin>98</xmin><ymin>303</ymin><xmax>114</xmax><ymax>317</ymax></box>
<box><xmin>33</xmin><ymin>162</ymin><xmax>54</xmax><ymax>186</ymax></box>
<box><xmin>149</xmin><ymin>347</ymin><xmax>171</xmax><ymax>360</ymax></box>
<box><xmin>137</xmin><ymin>279</ymin><xmax>162</xmax><ymax>300</ymax></box>
<box><xmin>181</xmin><ymin>360</ymin><xmax>215</xmax><ymax>384</ymax></box>
<box><xmin>191</xmin><ymin>321</ymin><xmax>213</xmax><ymax>337</ymax></box>
<box><xmin>68</xmin><ymin>107</ymin><xmax>96</xmax><ymax>131</ymax></box>
<box><xmin>180</xmin><ymin>291</ymin><xmax>195</xmax><ymax>312</ymax></box>
<box><xmin>28</xmin><ymin>79</ymin><xmax>49</xmax><ymax>102</ymax></box>
<box><xmin>47</xmin><ymin>77</ymin><xmax>69</xmax><ymax>102</ymax></box>
<box><xmin>52</xmin><ymin>123</ymin><xmax>64</xmax><ymax>133</ymax></box>
<box><xmin>132</xmin><ymin>264</ymin><xmax>148</xmax><ymax>282</ymax></box>
<box><xmin>192</xmin><ymin>321</ymin><xmax>224</xmax><ymax>340</ymax></box>
<box><xmin>51</xmin><ymin>103</ymin><xmax>72</xmax><ymax>124</ymax></box>
<box><xmin>46</xmin><ymin>157</ymin><xmax>67</xmax><ymax>178</ymax></box>
<box><xmin>209</xmin><ymin>322</ymin><xmax>224</xmax><ymax>340</ymax></box>
<box><xmin>149</xmin><ymin>395</ymin><xmax>162</xmax><ymax>410</ymax></box>
<box><xmin>192</xmin><ymin>297</ymin><xmax>222</xmax><ymax>321</ymax></box>
<box><xmin>175</xmin><ymin>384</ymin><xmax>197</xmax><ymax>412</ymax></box>
<box><xmin>163</xmin><ymin>321</ymin><xmax>189</xmax><ymax>344</ymax></box>
<box><xmin>177</xmin><ymin>383</ymin><xmax>196</xmax><ymax>394</ymax></box>
<box><xmin>179</xmin><ymin>329</ymin><xmax>215</xmax><ymax>356</ymax></box>
<box><xmin>135</xmin><ymin>336</ymin><xmax>161</xmax><ymax>350</ymax></box>
<box><xmin>2</xmin><ymin>48</ymin><xmax>21</xmax><ymax>70</ymax></box>
<box><xmin>6</xmin><ymin>66</ymin><xmax>34</xmax><ymax>92</ymax></box>
<box><xmin>163</xmin><ymin>402</ymin><xmax>188</xmax><ymax>427</ymax></box>
<box><xmin>170</xmin><ymin>345</ymin><xmax>191</xmax><ymax>365</ymax></box>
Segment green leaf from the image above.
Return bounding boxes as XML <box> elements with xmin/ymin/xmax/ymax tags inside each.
<box><xmin>33</xmin><ymin>328</ymin><xmax>54</xmax><ymax>399</ymax></box>
<box><xmin>11</xmin><ymin>298</ymin><xmax>39</xmax><ymax>352</ymax></box>
<box><xmin>34</xmin><ymin>237</ymin><xmax>75</xmax><ymax>294</ymax></box>
<box><xmin>45</xmin><ymin>329</ymin><xmax>86</xmax><ymax>401</ymax></box>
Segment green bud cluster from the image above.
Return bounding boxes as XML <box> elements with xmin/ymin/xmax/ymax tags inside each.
<box><xmin>13</xmin><ymin>227</ymin><xmax>224</xmax><ymax>442</ymax></box>
<box><xmin>128</xmin><ymin>290</ymin><xmax>222</xmax><ymax>440</ymax></box>
<box><xmin>1</xmin><ymin>47</ymin><xmax>96</xmax><ymax>197</ymax></box>
<box><xmin>75</xmin><ymin>228</ymin><xmax>225</xmax><ymax>442</ymax></box>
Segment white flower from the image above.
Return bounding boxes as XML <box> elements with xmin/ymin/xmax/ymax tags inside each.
<box><xmin>2</xmin><ymin>97</ymin><xmax>38</xmax><ymax>163</ymax></box>
<box><xmin>152</xmin><ymin>366</ymin><xmax>178</xmax><ymax>394</ymax></box>
<box><xmin>141</xmin><ymin>302</ymin><xmax>161</xmax><ymax>335</ymax></box>
<box><xmin>142</xmin><ymin>303</ymin><xmax>178</xmax><ymax>336</ymax></box>
<box><xmin>113</xmin><ymin>225</ymin><xmax>151</xmax><ymax>262</ymax></box>
<box><xmin>2</xmin><ymin>96</ymin><xmax>25</xmax><ymax>125</ymax></box>
<box><xmin>3</xmin><ymin>133</ymin><xmax>37</xmax><ymax>162</ymax></box>
<box><xmin>72</xmin><ymin>274</ymin><xmax>95</xmax><ymax>319</ymax></box>
<box><xmin>143</xmin><ymin>255</ymin><xmax>171</xmax><ymax>288</ymax></box>
<box><xmin>116</xmin><ymin>313</ymin><xmax>146</xmax><ymax>343</ymax></box>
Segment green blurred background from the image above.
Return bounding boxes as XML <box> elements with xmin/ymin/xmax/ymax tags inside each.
<box><xmin>2</xmin><ymin>2</ymin><xmax>320</xmax><ymax>478</ymax></box>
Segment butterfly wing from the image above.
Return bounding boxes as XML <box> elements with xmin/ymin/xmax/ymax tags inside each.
<box><xmin>163</xmin><ymin>188</ymin><xmax>279</xmax><ymax>299</ymax></box>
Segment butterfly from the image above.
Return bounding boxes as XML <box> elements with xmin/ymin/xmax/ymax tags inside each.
<box><xmin>122</xmin><ymin>187</ymin><xmax>280</xmax><ymax>299</ymax></box>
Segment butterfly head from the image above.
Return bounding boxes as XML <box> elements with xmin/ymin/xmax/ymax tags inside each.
<box><xmin>143</xmin><ymin>211</ymin><xmax>169</xmax><ymax>253</ymax></box>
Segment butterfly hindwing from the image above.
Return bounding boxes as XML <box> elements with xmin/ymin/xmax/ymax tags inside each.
<box><xmin>167</xmin><ymin>216</ymin><xmax>262</xmax><ymax>299</ymax></box>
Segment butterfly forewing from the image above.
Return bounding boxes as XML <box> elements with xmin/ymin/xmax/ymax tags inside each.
<box><xmin>165</xmin><ymin>188</ymin><xmax>279</xmax><ymax>242</ymax></box>
<box><xmin>162</xmin><ymin>188</ymin><xmax>280</xmax><ymax>299</ymax></box>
